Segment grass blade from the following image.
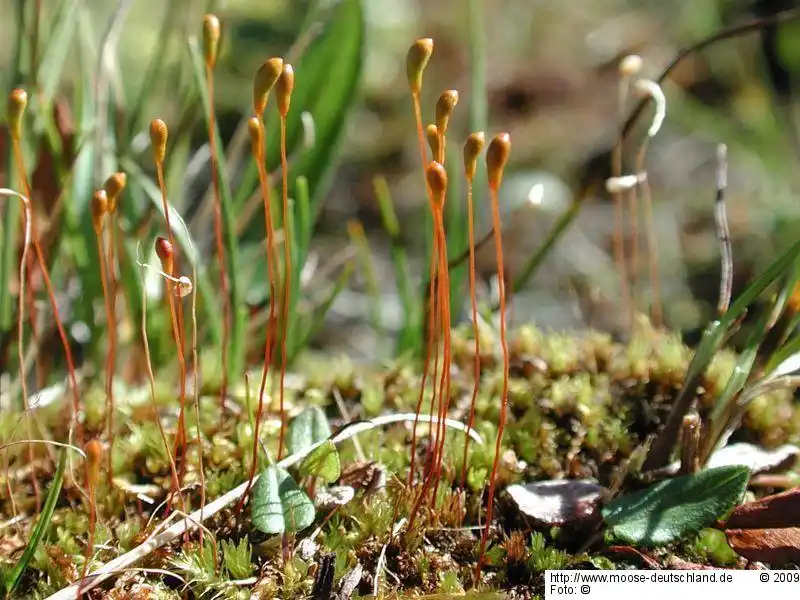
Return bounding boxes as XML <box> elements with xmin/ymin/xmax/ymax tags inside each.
<box><xmin>347</xmin><ymin>219</ymin><xmax>382</xmax><ymax>335</ymax></box>
<box><xmin>0</xmin><ymin>1</ymin><xmax>27</xmax><ymax>336</ymax></box>
<box><xmin>644</xmin><ymin>237</ymin><xmax>800</xmax><ymax>470</ymax></box>
<box><xmin>373</xmin><ymin>175</ymin><xmax>418</xmax><ymax>355</ymax></box>
<box><xmin>298</xmin><ymin>259</ymin><xmax>355</xmax><ymax>351</ymax></box>
<box><xmin>5</xmin><ymin>449</ymin><xmax>67</xmax><ymax>595</ymax></box>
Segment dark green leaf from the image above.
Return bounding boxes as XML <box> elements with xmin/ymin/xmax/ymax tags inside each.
<box><xmin>250</xmin><ymin>465</ymin><xmax>315</xmax><ymax>534</ymax></box>
<box><xmin>287</xmin><ymin>405</ymin><xmax>332</xmax><ymax>455</ymax></box>
<box><xmin>601</xmin><ymin>466</ymin><xmax>750</xmax><ymax>547</ymax></box>
<box><xmin>5</xmin><ymin>450</ymin><xmax>66</xmax><ymax>594</ymax></box>
<box><xmin>298</xmin><ymin>439</ymin><xmax>341</xmax><ymax>483</ymax></box>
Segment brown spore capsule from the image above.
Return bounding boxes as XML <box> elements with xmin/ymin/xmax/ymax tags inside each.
<box><xmin>425</xmin><ymin>161</ymin><xmax>448</xmax><ymax>212</ymax></box>
<box><xmin>434</xmin><ymin>90</ymin><xmax>458</xmax><ymax>135</ymax></box>
<box><xmin>425</xmin><ymin>124</ymin><xmax>439</xmax><ymax>161</ymax></box>
<box><xmin>90</xmin><ymin>190</ymin><xmax>108</xmax><ymax>235</ymax></box>
<box><xmin>103</xmin><ymin>172</ymin><xmax>127</xmax><ymax>213</ymax></box>
<box><xmin>277</xmin><ymin>63</ymin><xmax>294</xmax><ymax>118</ymax></box>
<box><xmin>247</xmin><ymin>117</ymin><xmax>263</xmax><ymax>156</ymax></box>
<box><xmin>85</xmin><ymin>439</ymin><xmax>104</xmax><ymax>485</ymax></box>
<box><xmin>486</xmin><ymin>133</ymin><xmax>511</xmax><ymax>190</ymax></box>
<box><xmin>155</xmin><ymin>237</ymin><xmax>174</xmax><ymax>275</ymax></box>
<box><xmin>7</xmin><ymin>88</ymin><xmax>28</xmax><ymax>141</ymax></box>
<box><xmin>406</xmin><ymin>38</ymin><xmax>434</xmax><ymax>95</ymax></box>
<box><xmin>253</xmin><ymin>57</ymin><xmax>284</xmax><ymax>116</ymax></box>
<box><xmin>149</xmin><ymin>119</ymin><xmax>168</xmax><ymax>164</ymax></box>
<box><xmin>202</xmin><ymin>14</ymin><xmax>221</xmax><ymax>69</ymax></box>
<box><xmin>463</xmin><ymin>131</ymin><xmax>485</xmax><ymax>182</ymax></box>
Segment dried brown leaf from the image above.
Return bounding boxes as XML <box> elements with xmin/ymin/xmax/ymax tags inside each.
<box><xmin>722</xmin><ymin>488</ymin><xmax>800</xmax><ymax>530</ymax></box>
<box><xmin>724</xmin><ymin>527</ymin><xmax>800</xmax><ymax>565</ymax></box>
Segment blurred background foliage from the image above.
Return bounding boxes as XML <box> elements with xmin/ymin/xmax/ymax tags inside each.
<box><xmin>1</xmin><ymin>0</ymin><xmax>799</xmax><ymax>371</ymax></box>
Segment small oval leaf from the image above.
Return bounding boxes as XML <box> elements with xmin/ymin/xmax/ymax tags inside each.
<box><xmin>251</xmin><ymin>465</ymin><xmax>315</xmax><ymax>534</ymax></box>
<box><xmin>298</xmin><ymin>439</ymin><xmax>341</xmax><ymax>483</ymax></box>
<box><xmin>287</xmin><ymin>406</ymin><xmax>332</xmax><ymax>455</ymax></box>
<box><xmin>601</xmin><ymin>465</ymin><xmax>750</xmax><ymax>547</ymax></box>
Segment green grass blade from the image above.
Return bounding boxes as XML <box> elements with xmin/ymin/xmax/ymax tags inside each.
<box><xmin>64</xmin><ymin>9</ymin><xmax>104</xmax><ymax>335</ymax></box>
<box><xmin>5</xmin><ymin>449</ymin><xmax>67</xmax><ymax>595</ymax></box>
<box><xmin>35</xmin><ymin>0</ymin><xmax>79</xmax><ymax>109</ymax></box>
<box><xmin>234</xmin><ymin>0</ymin><xmax>365</xmax><ymax>236</ymax></box>
<box><xmin>511</xmin><ymin>201</ymin><xmax>582</xmax><ymax>295</ymax></box>
<box><xmin>700</xmin><ymin>306</ymin><xmax>775</xmax><ymax>462</ymax></box>
<box><xmin>0</xmin><ymin>1</ymin><xmax>27</xmax><ymax>335</ymax></box>
<box><xmin>348</xmin><ymin>219</ymin><xmax>382</xmax><ymax>336</ymax></box>
<box><xmin>298</xmin><ymin>260</ymin><xmax>355</xmax><ymax>351</ymax></box>
<box><xmin>766</xmin><ymin>322</ymin><xmax>800</xmax><ymax>375</ymax></box>
<box><xmin>644</xmin><ymin>236</ymin><xmax>800</xmax><ymax>470</ymax></box>
<box><xmin>444</xmin><ymin>141</ymin><xmax>465</xmax><ymax>322</ymax></box>
<box><xmin>296</xmin><ymin>175</ymin><xmax>312</xmax><ymax>260</ymax></box>
<box><xmin>373</xmin><ymin>175</ymin><xmax>419</xmax><ymax>354</ymax></box>
<box><xmin>187</xmin><ymin>36</ymin><xmax>246</xmax><ymax>378</ymax></box>
<box><xmin>285</xmin><ymin>199</ymin><xmax>301</xmax><ymax>363</ymax></box>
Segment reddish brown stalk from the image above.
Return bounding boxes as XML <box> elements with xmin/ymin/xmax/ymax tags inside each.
<box><xmin>238</xmin><ymin>117</ymin><xmax>279</xmax><ymax>513</ymax></box>
<box><xmin>203</xmin><ymin>14</ymin><xmax>231</xmax><ymax>425</ymax></box>
<box><xmin>409</xmin><ymin>250</ymin><xmax>438</xmax><ymax>484</ymax></box>
<box><xmin>103</xmin><ymin>173</ymin><xmax>125</xmax><ymax>482</ymax></box>
<box><xmin>181</xmin><ymin>209</ymin><xmax>206</xmax><ymax>541</ymax></box>
<box><xmin>429</xmin><ymin>203</ymin><xmax>451</xmax><ymax>500</ymax></box>
<box><xmin>405</xmin><ymin>38</ymin><xmax>434</xmax><ymax>483</ymax></box>
<box><xmin>137</xmin><ymin>248</ymin><xmax>183</xmax><ymax>516</ymax></box>
<box><xmin>153</xmin><ymin>237</ymin><xmax>184</xmax><ymax>510</ymax></box>
<box><xmin>425</xmin><ymin>257</ymin><xmax>442</xmax><ymax>475</ymax></box>
<box><xmin>78</xmin><ymin>439</ymin><xmax>103</xmax><ymax>597</ymax></box>
<box><xmin>8</xmin><ymin>88</ymin><xmax>81</xmax><ymax>468</ymax></box>
<box><xmin>237</xmin><ymin>56</ymin><xmax>283</xmax><ymax>512</ymax></box>
<box><xmin>475</xmin><ymin>133</ymin><xmax>512</xmax><ymax>584</ymax></box>
<box><xmin>428</xmin><ymin>91</ymin><xmax>458</xmax><ymax>495</ymax></box>
<box><xmin>150</xmin><ymin>119</ymin><xmax>189</xmax><ymax>482</ymax></box>
<box><xmin>276</xmin><ymin>63</ymin><xmax>295</xmax><ymax>461</ymax></box>
<box><xmin>409</xmin><ymin>162</ymin><xmax>451</xmax><ymax>526</ymax></box>
<box><xmin>90</xmin><ymin>190</ymin><xmax>115</xmax><ymax>486</ymax></box>
<box><xmin>459</xmin><ymin>132</ymin><xmax>485</xmax><ymax>490</ymax></box>
<box><xmin>1</xmin><ymin>187</ymin><xmax>34</xmax><ymax>515</ymax></box>
<box><xmin>7</xmin><ymin>145</ymin><xmax>40</xmax><ymax>512</ymax></box>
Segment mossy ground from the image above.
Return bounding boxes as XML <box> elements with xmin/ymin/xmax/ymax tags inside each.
<box><xmin>1</xmin><ymin>323</ymin><xmax>799</xmax><ymax>598</ymax></box>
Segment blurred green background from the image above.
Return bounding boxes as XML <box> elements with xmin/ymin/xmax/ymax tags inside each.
<box><xmin>1</xmin><ymin>0</ymin><xmax>799</xmax><ymax>368</ymax></box>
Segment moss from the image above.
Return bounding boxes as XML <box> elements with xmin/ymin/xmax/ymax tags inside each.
<box><xmin>683</xmin><ymin>529</ymin><xmax>740</xmax><ymax>567</ymax></box>
<box><xmin>4</xmin><ymin>324</ymin><xmax>800</xmax><ymax>597</ymax></box>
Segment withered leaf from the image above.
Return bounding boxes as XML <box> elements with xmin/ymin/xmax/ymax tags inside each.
<box><xmin>724</xmin><ymin>528</ymin><xmax>800</xmax><ymax>565</ymax></box>
<box><xmin>722</xmin><ymin>487</ymin><xmax>800</xmax><ymax>530</ymax></box>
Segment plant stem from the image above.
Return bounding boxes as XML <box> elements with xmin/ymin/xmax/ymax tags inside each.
<box><xmin>94</xmin><ymin>226</ymin><xmax>115</xmax><ymax>486</ymax></box>
<box><xmin>155</xmin><ymin>161</ymin><xmax>188</xmax><ymax>493</ymax></box>
<box><xmin>476</xmin><ymin>169</ymin><xmax>510</xmax><ymax>584</ymax></box>
<box><xmin>238</xmin><ymin>116</ymin><xmax>279</xmax><ymax>513</ymax></box>
<box><xmin>460</xmin><ymin>175</ymin><xmax>481</xmax><ymax>490</ymax></box>
<box><xmin>205</xmin><ymin>62</ymin><xmax>232</xmax><ymax>426</ymax></box>
<box><xmin>278</xmin><ymin>114</ymin><xmax>291</xmax><ymax>461</ymax></box>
